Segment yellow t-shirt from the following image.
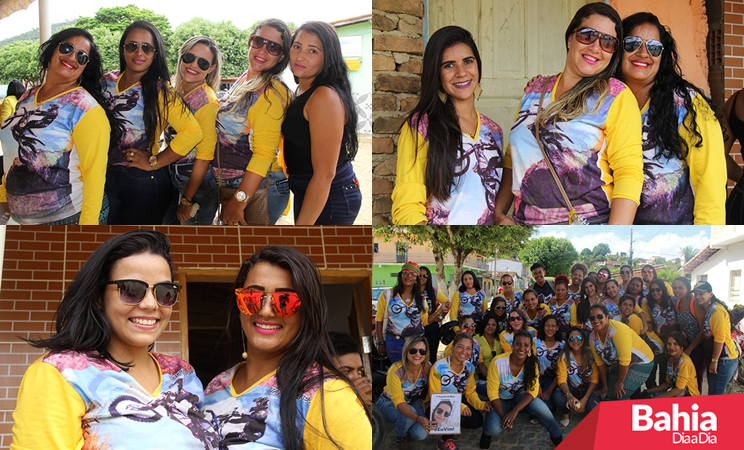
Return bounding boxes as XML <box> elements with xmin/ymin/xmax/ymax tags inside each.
<box><xmin>486</xmin><ymin>352</ymin><xmax>540</xmax><ymax>401</ymax></box>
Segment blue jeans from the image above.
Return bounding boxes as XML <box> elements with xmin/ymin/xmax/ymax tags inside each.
<box><xmin>385</xmin><ymin>333</ymin><xmax>406</xmax><ymax>364</ymax></box>
<box><xmin>105</xmin><ymin>166</ymin><xmax>173</xmax><ymax>225</ymax></box>
<box><xmin>707</xmin><ymin>357</ymin><xmax>738</xmax><ymax>395</ymax></box>
<box><xmin>222</xmin><ymin>169</ymin><xmax>289</xmax><ymax>224</ymax></box>
<box><xmin>483</xmin><ymin>392</ymin><xmax>562</xmax><ymax>440</ymax></box>
<box><xmin>288</xmin><ymin>162</ymin><xmax>361</xmax><ymax>224</ymax></box>
<box><xmin>163</xmin><ymin>163</ymin><xmax>219</xmax><ymax>225</ymax></box>
<box><xmin>552</xmin><ymin>385</ymin><xmax>600</xmax><ymax>415</ymax></box>
<box><xmin>375</xmin><ymin>396</ymin><xmax>428</xmax><ymax>440</ymax></box>
<box><xmin>539</xmin><ymin>375</ymin><xmax>557</xmax><ymax>410</ymax></box>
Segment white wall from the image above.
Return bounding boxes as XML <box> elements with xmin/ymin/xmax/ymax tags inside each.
<box><xmin>691</xmin><ymin>240</ymin><xmax>744</xmax><ymax>306</ymax></box>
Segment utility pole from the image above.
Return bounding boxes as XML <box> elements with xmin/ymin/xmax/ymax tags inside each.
<box><xmin>628</xmin><ymin>228</ymin><xmax>633</xmax><ymax>268</ymax></box>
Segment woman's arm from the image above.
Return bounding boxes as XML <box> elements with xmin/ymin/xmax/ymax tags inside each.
<box><xmin>493</xmin><ymin>167</ymin><xmax>515</xmax><ymax>224</ymax></box>
<box><xmin>721</xmin><ymin>92</ymin><xmax>744</xmax><ymax>182</ymax></box>
<box><xmin>391</xmin><ymin>120</ymin><xmax>429</xmax><ymax>224</ymax></box>
<box><xmin>72</xmin><ymin>105</ymin><xmax>111</xmax><ymax>224</ymax></box>
<box><xmin>304</xmin><ymin>378</ymin><xmax>371</xmax><ymax>449</ymax></box>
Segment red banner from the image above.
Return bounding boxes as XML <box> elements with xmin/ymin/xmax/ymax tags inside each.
<box><xmin>559</xmin><ymin>394</ymin><xmax>744</xmax><ymax>449</ymax></box>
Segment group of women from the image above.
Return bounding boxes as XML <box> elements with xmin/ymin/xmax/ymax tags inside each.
<box><xmin>375</xmin><ymin>260</ymin><xmax>741</xmax><ymax>450</ymax></box>
<box><xmin>0</xmin><ymin>18</ymin><xmax>361</xmax><ymax>225</ymax></box>
<box><xmin>392</xmin><ymin>2</ymin><xmax>730</xmax><ymax>226</ymax></box>
<box><xmin>11</xmin><ymin>229</ymin><xmax>371</xmax><ymax>448</ymax></box>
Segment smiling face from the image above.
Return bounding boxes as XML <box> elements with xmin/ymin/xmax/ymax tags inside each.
<box><xmin>620</xmin><ymin>299</ymin><xmax>635</xmax><ymax>316</ymax></box>
<box><xmin>523</xmin><ymin>292</ymin><xmax>538</xmax><ymax>311</ymax></box>
<box><xmin>290</xmin><ymin>30</ymin><xmax>324</xmax><ymax>83</ymax></box>
<box><xmin>122</xmin><ymin>27</ymin><xmax>156</xmax><ymax>78</ymax></box>
<box><xmin>249</xmin><ymin>25</ymin><xmax>285</xmax><ymax>74</ymax></box>
<box><xmin>452</xmin><ymin>337</ymin><xmax>473</xmax><ymax>364</ymax></box>
<box><xmin>407</xmin><ymin>340</ymin><xmax>427</xmax><ymax>366</ymax></box>
<box><xmin>555</xmin><ymin>283</ymin><xmax>567</xmax><ymax>301</ymax></box>
<box><xmin>462</xmin><ymin>273</ymin><xmax>475</xmax><ymax>289</ymax></box>
<box><xmin>532</xmin><ymin>267</ymin><xmax>545</xmax><ymax>284</ymax></box>
<box><xmin>501</xmin><ymin>275</ymin><xmax>514</xmax><ymax>294</ymax></box>
<box><xmin>583</xmin><ymin>280</ymin><xmax>597</xmax><ymax>298</ymax></box>
<box><xmin>693</xmin><ymin>290</ymin><xmax>712</xmax><ymax>307</ymax></box>
<box><xmin>461</xmin><ymin>317</ymin><xmax>476</xmax><ymax>336</ymax></box>
<box><xmin>620</xmin><ymin>267</ymin><xmax>632</xmax><ymax>282</ymax></box>
<box><xmin>672</xmin><ymin>280</ymin><xmax>689</xmax><ymax>300</ymax></box>
<box><xmin>589</xmin><ymin>307</ymin><xmax>608</xmax><ymax>331</ymax></box>
<box><xmin>666</xmin><ymin>336</ymin><xmax>683</xmax><ymax>358</ymax></box>
<box><xmin>439</xmin><ymin>42</ymin><xmax>479</xmax><ymax>104</ymax></box>
<box><xmin>605</xmin><ymin>281</ymin><xmax>618</xmax><ymax>299</ymax></box>
<box><xmin>401</xmin><ymin>269</ymin><xmax>418</xmax><ymax>288</ymax></box>
<box><xmin>568</xmin><ymin>330</ymin><xmax>584</xmax><ymax>351</ymax></box>
<box><xmin>50</xmin><ymin>34</ymin><xmax>91</xmax><ymax>85</ymax></box>
<box><xmin>493</xmin><ymin>300</ymin><xmax>507</xmax><ymax>317</ymax></box>
<box><xmin>597</xmin><ymin>270</ymin><xmax>610</xmax><ymax>283</ymax></box>
<box><xmin>484</xmin><ymin>318</ymin><xmax>498</xmax><ymax>336</ymax></box>
<box><xmin>642</xmin><ymin>267</ymin><xmax>655</xmax><ymax>282</ymax></box>
<box><xmin>103</xmin><ymin>252</ymin><xmax>172</xmax><ymax>357</ymax></box>
<box><xmin>418</xmin><ymin>269</ymin><xmax>430</xmax><ymax>291</ymax></box>
<box><xmin>512</xmin><ymin>335</ymin><xmax>531</xmax><ymax>360</ymax></box>
<box><xmin>571</xmin><ymin>269</ymin><xmax>584</xmax><ymax>286</ymax></box>
<box><xmin>621</xmin><ymin>23</ymin><xmax>662</xmax><ymax>89</ymax></box>
<box><xmin>509</xmin><ymin>312</ymin><xmax>524</xmax><ymax>331</ymax></box>
<box><xmin>179</xmin><ymin>43</ymin><xmax>215</xmax><ymax>88</ymax></box>
<box><xmin>565</xmin><ymin>14</ymin><xmax>618</xmax><ymax>80</ymax></box>
<box><xmin>433</xmin><ymin>402</ymin><xmax>452</xmax><ymax>425</ymax></box>
<box><xmin>649</xmin><ymin>282</ymin><xmax>663</xmax><ymax>301</ymax></box>
<box><xmin>543</xmin><ymin>318</ymin><xmax>558</xmax><ymax>339</ymax></box>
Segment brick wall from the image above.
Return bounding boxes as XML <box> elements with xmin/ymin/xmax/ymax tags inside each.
<box><xmin>372</xmin><ymin>0</ymin><xmax>425</xmax><ymax>224</ymax></box>
<box><xmin>726</xmin><ymin>0</ymin><xmax>744</xmax><ymax>190</ymax></box>
<box><xmin>0</xmin><ymin>225</ymin><xmax>371</xmax><ymax>449</ymax></box>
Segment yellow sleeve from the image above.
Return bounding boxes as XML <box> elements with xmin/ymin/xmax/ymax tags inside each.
<box><xmin>499</xmin><ymin>331</ymin><xmax>512</xmax><ymax>353</ymax></box>
<box><xmin>486</xmin><ymin>355</ymin><xmax>503</xmax><ymax>401</ymax></box>
<box><xmin>633</xmin><ymin>304</ymin><xmax>643</xmax><ymax>315</ymax></box>
<box><xmin>590</xmin><ymin>336</ymin><xmax>604</xmax><ymax>366</ymax></box>
<box><xmin>420</xmin><ymin>304</ymin><xmax>429</xmax><ymax>326</ymax></box>
<box><xmin>375</xmin><ymin>291</ymin><xmax>388</xmax><ymax>323</ymax></box>
<box><xmin>443</xmin><ymin>343</ymin><xmax>453</xmax><ymax>358</ymax></box>
<box><xmin>610</xmin><ymin>321</ymin><xmax>634</xmax><ymax>366</ymax></box>
<box><xmin>304</xmin><ymin>378</ymin><xmax>371</xmax><ymax>450</ymax></box>
<box><xmin>427</xmin><ymin>363</ymin><xmax>442</xmax><ymax>404</ymax></box>
<box><xmin>603</xmin><ymin>86</ymin><xmax>644</xmax><ymax>204</ymax></box>
<box><xmin>676</xmin><ymin>355</ymin><xmax>700</xmax><ymax>396</ymax></box>
<box><xmin>666</xmin><ymin>282</ymin><xmax>674</xmax><ymax>297</ymax></box>
<box><xmin>569</xmin><ymin>303</ymin><xmax>580</xmax><ymax>327</ymax></box>
<box><xmin>683</xmin><ymin>94</ymin><xmax>726</xmax><ymax>224</ymax></box>
<box><xmin>246</xmin><ymin>80</ymin><xmax>289</xmax><ymax>177</ymax></box>
<box><xmin>539</xmin><ymin>304</ymin><xmax>551</xmax><ymax>315</ymax></box>
<box><xmin>193</xmin><ymin>89</ymin><xmax>219</xmax><ymax>161</ymax></box>
<box><xmin>589</xmin><ymin>361</ymin><xmax>600</xmax><ymax>384</ymax></box>
<box><xmin>11</xmin><ymin>357</ymin><xmax>86</xmax><ymax>450</ymax></box>
<box><xmin>71</xmin><ymin>105</ymin><xmax>110</xmax><ymax>224</ymax></box>
<box><xmin>391</xmin><ymin>121</ymin><xmax>428</xmax><ymax>224</ymax></box>
<box><xmin>158</xmin><ymin>89</ymin><xmax>203</xmax><ymax>156</ymax></box>
<box><xmin>386</xmin><ymin>362</ymin><xmax>407</xmax><ymax>407</ymax></box>
<box><xmin>449</xmin><ymin>291</ymin><xmax>460</xmax><ymax>323</ymax></box>
<box><xmin>556</xmin><ymin>356</ymin><xmax>568</xmax><ymax>386</ymax></box>
<box><xmin>525</xmin><ymin>362</ymin><xmax>540</xmax><ymax>398</ymax></box>
<box><xmin>464</xmin><ymin>371</ymin><xmax>485</xmax><ymax>411</ymax></box>
<box><xmin>0</xmin><ymin>96</ymin><xmax>17</xmax><ymax>123</ymax></box>
<box><xmin>627</xmin><ymin>314</ymin><xmax>643</xmax><ymax>335</ymax></box>
<box><xmin>641</xmin><ymin>301</ymin><xmax>652</xmax><ymax>321</ymax></box>
<box><xmin>710</xmin><ymin>307</ymin><xmax>730</xmax><ymax>344</ymax></box>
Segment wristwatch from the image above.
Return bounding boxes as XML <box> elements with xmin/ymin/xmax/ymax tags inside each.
<box><xmin>375</xmin><ymin>341</ymin><xmax>385</xmax><ymax>346</ymax></box>
<box><xmin>180</xmin><ymin>197</ymin><xmax>193</xmax><ymax>206</ymax></box>
<box><xmin>234</xmin><ymin>190</ymin><xmax>250</xmax><ymax>203</ymax></box>
<box><xmin>148</xmin><ymin>155</ymin><xmax>159</xmax><ymax>170</ymax></box>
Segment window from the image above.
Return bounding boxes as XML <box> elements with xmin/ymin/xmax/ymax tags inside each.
<box><xmin>373</xmin><ymin>243</ymin><xmax>378</xmax><ymax>253</ymax></box>
<box><xmin>395</xmin><ymin>242</ymin><xmax>408</xmax><ymax>263</ymax></box>
<box><xmin>730</xmin><ymin>270</ymin><xmax>741</xmax><ymax>304</ymax></box>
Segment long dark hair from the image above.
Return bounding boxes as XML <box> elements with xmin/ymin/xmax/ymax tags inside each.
<box><xmin>39</xmin><ymin>28</ymin><xmax>124</xmax><ymax>145</ymax></box>
<box><xmin>404</xmin><ymin>25</ymin><xmax>482</xmax><ymax>202</ymax></box>
<box><xmin>616</xmin><ymin>12</ymin><xmax>720</xmax><ymax>161</ymax></box>
<box><xmin>537</xmin><ymin>314</ymin><xmax>562</xmax><ymax>341</ymax></box>
<box><xmin>458</xmin><ymin>270</ymin><xmax>481</xmax><ymax>292</ymax></box>
<box><xmin>512</xmin><ymin>330</ymin><xmax>538</xmax><ymax>393</ymax></box>
<box><xmin>476</xmin><ymin>312</ymin><xmax>499</xmax><ymax>337</ymax></box>
<box><xmin>506</xmin><ymin>307</ymin><xmax>528</xmax><ymax>333</ymax></box>
<box><xmin>24</xmin><ymin>230</ymin><xmax>174</xmax><ymax>369</ymax></box>
<box><xmin>291</xmin><ymin>21</ymin><xmax>358</xmax><ymax>161</ymax></box>
<box><xmin>225</xmin><ymin>246</ymin><xmax>370</xmax><ymax>449</ymax></box>
<box><xmin>488</xmin><ymin>296</ymin><xmax>508</xmax><ymax>331</ymax></box>
<box><xmin>420</xmin><ymin>265</ymin><xmax>437</xmax><ymax>313</ymax></box>
<box><xmin>118</xmin><ymin>20</ymin><xmax>176</xmax><ymax>149</ymax></box>
<box><xmin>577</xmin><ymin>277</ymin><xmax>598</xmax><ymax>324</ymax></box>
<box><xmin>7</xmin><ymin>79</ymin><xmax>25</xmax><ymax>98</ymax></box>
<box><xmin>673</xmin><ymin>276</ymin><xmax>692</xmax><ymax>301</ymax></box>
<box><xmin>562</xmin><ymin>326</ymin><xmax>595</xmax><ymax>374</ymax></box>
<box><xmin>392</xmin><ymin>270</ymin><xmax>424</xmax><ymax>312</ymax></box>
<box><xmin>647</xmin><ymin>278</ymin><xmax>672</xmax><ymax>311</ymax></box>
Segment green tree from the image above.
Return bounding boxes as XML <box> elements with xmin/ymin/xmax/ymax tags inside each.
<box><xmin>592</xmin><ymin>243</ymin><xmax>611</xmax><ymax>260</ymax></box>
<box><xmin>680</xmin><ymin>245</ymin><xmax>700</xmax><ymax>262</ymax></box>
<box><xmin>0</xmin><ymin>40</ymin><xmax>40</xmax><ymax>85</ymax></box>
<box><xmin>76</xmin><ymin>6</ymin><xmax>172</xmax><ymax>53</ymax></box>
<box><xmin>247</xmin><ymin>20</ymin><xmax>298</xmax><ymax>33</ymax></box>
<box><xmin>88</xmin><ymin>26</ymin><xmax>120</xmax><ymax>74</ymax></box>
<box><xmin>519</xmin><ymin>237</ymin><xmax>578</xmax><ymax>277</ymax></box>
<box><xmin>170</xmin><ymin>18</ymin><xmax>251</xmax><ymax>78</ymax></box>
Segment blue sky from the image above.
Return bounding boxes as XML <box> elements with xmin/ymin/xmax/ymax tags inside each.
<box><xmin>535</xmin><ymin>225</ymin><xmax>710</xmax><ymax>261</ymax></box>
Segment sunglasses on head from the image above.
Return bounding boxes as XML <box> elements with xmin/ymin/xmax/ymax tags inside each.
<box><xmin>588</xmin><ymin>313</ymin><xmax>605</xmax><ymax>322</ymax></box>
<box><xmin>568</xmin><ymin>335</ymin><xmax>584</xmax><ymax>343</ymax></box>
<box><xmin>623</xmin><ymin>36</ymin><xmax>664</xmax><ymax>58</ymax></box>
<box><xmin>502</xmin><ymin>281</ymin><xmax>513</xmax><ymax>286</ymax></box>
<box><xmin>494</xmin><ymin>305</ymin><xmax>507</xmax><ymax>310</ymax></box>
<box><xmin>574</xmin><ymin>27</ymin><xmax>619</xmax><ymax>53</ymax></box>
<box><xmin>58</xmin><ymin>41</ymin><xmax>89</xmax><ymax>66</ymax></box>
<box><xmin>434</xmin><ymin>407</ymin><xmax>451</xmax><ymax>418</ymax></box>
<box><xmin>181</xmin><ymin>52</ymin><xmax>212</xmax><ymax>71</ymax></box>
<box><xmin>105</xmin><ymin>279</ymin><xmax>181</xmax><ymax>307</ymax></box>
<box><xmin>650</xmin><ymin>288</ymin><xmax>662</xmax><ymax>294</ymax></box>
<box><xmin>123</xmin><ymin>41</ymin><xmax>156</xmax><ymax>55</ymax></box>
<box><xmin>408</xmin><ymin>348</ymin><xmax>426</xmax><ymax>356</ymax></box>
<box><xmin>249</xmin><ymin>35</ymin><xmax>283</xmax><ymax>56</ymax></box>
<box><xmin>235</xmin><ymin>289</ymin><xmax>301</xmax><ymax>318</ymax></box>
<box><xmin>509</xmin><ymin>316</ymin><xmax>523</xmax><ymax>322</ymax></box>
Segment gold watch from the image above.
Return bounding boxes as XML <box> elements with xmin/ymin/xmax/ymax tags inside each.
<box><xmin>234</xmin><ymin>190</ymin><xmax>250</xmax><ymax>203</ymax></box>
<box><xmin>148</xmin><ymin>155</ymin><xmax>159</xmax><ymax>170</ymax></box>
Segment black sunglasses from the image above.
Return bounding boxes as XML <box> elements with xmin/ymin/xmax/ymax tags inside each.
<box><xmin>650</xmin><ymin>288</ymin><xmax>662</xmax><ymax>294</ymax></box>
<box><xmin>434</xmin><ymin>407</ymin><xmax>451</xmax><ymax>418</ymax></box>
<box><xmin>408</xmin><ymin>348</ymin><xmax>426</xmax><ymax>356</ymax></box>
<box><xmin>620</xmin><ymin>270</ymin><xmax>631</xmax><ymax>275</ymax></box>
<box><xmin>568</xmin><ymin>335</ymin><xmax>584</xmax><ymax>343</ymax></box>
<box><xmin>509</xmin><ymin>316</ymin><xmax>523</xmax><ymax>322</ymax></box>
<box><xmin>623</xmin><ymin>36</ymin><xmax>664</xmax><ymax>58</ymax></box>
<box><xmin>249</xmin><ymin>35</ymin><xmax>283</xmax><ymax>56</ymax></box>
<box><xmin>502</xmin><ymin>281</ymin><xmax>513</xmax><ymax>286</ymax></box>
<box><xmin>181</xmin><ymin>52</ymin><xmax>212</xmax><ymax>71</ymax></box>
<box><xmin>494</xmin><ymin>305</ymin><xmax>507</xmax><ymax>310</ymax></box>
<box><xmin>123</xmin><ymin>41</ymin><xmax>156</xmax><ymax>55</ymax></box>
<box><xmin>58</xmin><ymin>42</ymin><xmax>89</xmax><ymax>66</ymax></box>
<box><xmin>574</xmin><ymin>27</ymin><xmax>619</xmax><ymax>53</ymax></box>
<box><xmin>105</xmin><ymin>279</ymin><xmax>181</xmax><ymax>307</ymax></box>
<box><xmin>588</xmin><ymin>313</ymin><xmax>605</xmax><ymax>322</ymax></box>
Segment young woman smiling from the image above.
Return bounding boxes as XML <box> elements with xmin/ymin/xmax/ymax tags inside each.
<box><xmin>644</xmin><ymin>331</ymin><xmax>700</xmax><ymax>397</ymax></box>
<box><xmin>450</xmin><ymin>270</ymin><xmax>487</xmax><ymax>323</ymax></box>
<box><xmin>549</xmin><ymin>275</ymin><xmax>574</xmax><ymax>336</ymax></box>
<box><xmin>534</xmin><ymin>315</ymin><xmax>565</xmax><ymax>413</ymax></box>
<box><xmin>570</xmin><ymin>277</ymin><xmax>601</xmax><ymax>337</ymax></box>
<box><xmin>554</xmin><ymin>327</ymin><xmax>600</xmax><ymax>427</ymax></box>
<box><xmin>499</xmin><ymin>308</ymin><xmax>536</xmax><ymax>353</ymax></box>
<box><xmin>499</xmin><ymin>273</ymin><xmax>523</xmax><ymax>313</ymax></box>
<box><xmin>522</xmin><ymin>288</ymin><xmax>552</xmax><ymax>329</ymax></box>
<box><xmin>672</xmin><ymin>276</ymin><xmax>706</xmax><ymax>392</ymax></box>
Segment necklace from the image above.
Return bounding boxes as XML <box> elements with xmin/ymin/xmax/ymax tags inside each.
<box><xmin>39</xmin><ymin>81</ymin><xmax>78</xmax><ymax>103</ymax></box>
<box><xmin>638</xmin><ymin>93</ymin><xmax>650</xmax><ymax>110</ymax></box>
<box><xmin>458</xmin><ymin>117</ymin><xmax>476</xmax><ymax>139</ymax></box>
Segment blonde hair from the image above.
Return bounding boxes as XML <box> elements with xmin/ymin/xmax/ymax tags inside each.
<box><xmin>537</xmin><ymin>79</ymin><xmax>610</xmax><ymax>126</ymax></box>
<box><xmin>174</xmin><ymin>36</ymin><xmax>222</xmax><ymax>93</ymax></box>
<box><xmin>401</xmin><ymin>336</ymin><xmax>429</xmax><ymax>382</ymax></box>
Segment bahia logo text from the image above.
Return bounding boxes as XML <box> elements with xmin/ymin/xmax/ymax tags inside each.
<box><xmin>632</xmin><ymin>403</ymin><xmax>717</xmax><ymax>444</ymax></box>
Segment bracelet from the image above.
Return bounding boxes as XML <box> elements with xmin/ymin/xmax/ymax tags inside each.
<box><xmin>375</xmin><ymin>341</ymin><xmax>385</xmax><ymax>346</ymax></box>
<box><xmin>711</xmin><ymin>358</ymin><xmax>718</xmax><ymax>363</ymax></box>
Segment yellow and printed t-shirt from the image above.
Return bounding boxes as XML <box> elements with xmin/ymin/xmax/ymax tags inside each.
<box><xmin>0</xmin><ymin>94</ymin><xmax>18</xmax><ymax>123</ymax></box>
<box><xmin>11</xmin><ymin>350</ymin><xmax>218</xmax><ymax>450</ymax></box>
<box><xmin>0</xmin><ymin>86</ymin><xmax>109</xmax><ymax>224</ymax></box>
<box><xmin>550</xmin><ymin>297</ymin><xmax>576</xmax><ymax>333</ymax></box>
<box><xmin>602</xmin><ymin>297</ymin><xmax>643</xmax><ymax>321</ymax></box>
<box><xmin>523</xmin><ymin>303</ymin><xmax>552</xmax><ymax>329</ymax></box>
<box><xmin>635</xmin><ymin>90</ymin><xmax>726</xmax><ymax>224</ymax></box>
<box><xmin>556</xmin><ymin>353</ymin><xmax>600</xmax><ymax>391</ymax></box>
<box><xmin>475</xmin><ymin>334</ymin><xmax>503</xmax><ymax>369</ymax></box>
<box><xmin>506</xmin><ymin>73</ymin><xmax>643</xmax><ymax>224</ymax></box>
<box><xmin>165</xmin><ymin>83</ymin><xmax>219</xmax><ymax>164</ymax></box>
<box><xmin>392</xmin><ymin>112</ymin><xmax>505</xmax><ymax>225</ymax></box>
<box><xmin>702</xmin><ymin>303</ymin><xmax>739</xmax><ymax>360</ymax></box>
<box><xmin>535</xmin><ymin>339</ymin><xmax>564</xmax><ymax>378</ymax></box>
<box><xmin>623</xmin><ymin>313</ymin><xmax>664</xmax><ymax>354</ymax></box>
<box><xmin>422</xmin><ymin>287</ymin><xmax>448</xmax><ymax>316</ymax></box>
<box><xmin>444</xmin><ymin>338</ymin><xmax>483</xmax><ymax>368</ymax></box>
<box><xmin>499</xmin><ymin>327</ymin><xmax>537</xmax><ymax>353</ymax></box>
<box><xmin>375</xmin><ymin>289</ymin><xmax>428</xmax><ymax>337</ymax></box>
<box><xmin>486</xmin><ymin>353</ymin><xmax>540</xmax><ymax>401</ymax></box>
<box><xmin>382</xmin><ymin>360</ymin><xmax>431</xmax><ymax>407</ymax></box>
<box><xmin>428</xmin><ymin>357</ymin><xmax>484</xmax><ymax>412</ymax></box>
<box><xmin>666</xmin><ymin>353</ymin><xmax>700</xmax><ymax>396</ymax></box>
<box><xmin>203</xmin><ymin>363</ymin><xmax>369</xmax><ymax>449</ymax></box>
<box><xmin>589</xmin><ymin>320</ymin><xmax>654</xmax><ymax>369</ymax></box>
<box><xmin>450</xmin><ymin>290</ymin><xmax>487</xmax><ymax>323</ymax></box>
<box><xmin>570</xmin><ymin>302</ymin><xmax>596</xmax><ymax>333</ymax></box>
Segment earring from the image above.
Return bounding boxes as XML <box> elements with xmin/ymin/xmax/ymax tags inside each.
<box><xmin>474</xmin><ymin>83</ymin><xmax>482</xmax><ymax>100</ymax></box>
<box><xmin>241</xmin><ymin>331</ymin><xmax>248</xmax><ymax>360</ymax></box>
<box><xmin>528</xmin><ymin>350</ymin><xmax>532</xmax><ymax>357</ymax></box>
<box><xmin>438</xmin><ymin>90</ymin><xmax>448</xmax><ymax>103</ymax></box>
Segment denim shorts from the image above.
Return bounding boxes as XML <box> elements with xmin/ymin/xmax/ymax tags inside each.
<box><xmin>163</xmin><ymin>164</ymin><xmax>219</xmax><ymax>225</ymax></box>
<box><xmin>288</xmin><ymin>162</ymin><xmax>361</xmax><ymax>225</ymax></box>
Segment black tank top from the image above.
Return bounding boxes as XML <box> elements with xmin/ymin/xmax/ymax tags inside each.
<box><xmin>282</xmin><ymin>85</ymin><xmax>349</xmax><ymax>176</ymax></box>
<box><xmin>728</xmin><ymin>91</ymin><xmax>744</xmax><ymax>155</ymax></box>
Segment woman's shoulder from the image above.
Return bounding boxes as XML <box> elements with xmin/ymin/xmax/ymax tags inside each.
<box><xmin>478</xmin><ymin>112</ymin><xmax>503</xmax><ymax>134</ymax></box>
<box><xmin>524</xmin><ymin>74</ymin><xmax>558</xmax><ymax>95</ymax></box>
<box><xmin>42</xmin><ymin>350</ymin><xmax>118</xmax><ymax>373</ymax></box>
<box><xmin>388</xmin><ymin>360</ymin><xmax>405</xmax><ymax>375</ymax></box>
<box><xmin>152</xmin><ymin>352</ymin><xmax>196</xmax><ymax>375</ymax></box>
<box><xmin>205</xmin><ymin>363</ymin><xmax>241</xmax><ymax>396</ymax></box>
<box><xmin>103</xmin><ymin>70</ymin><xmax>120</xmax><ymax>83</ymax></box>
<box><xmin>608</xmin><ymin>77</ymin><xmax>631</xmax><ymax>96</ymax></box>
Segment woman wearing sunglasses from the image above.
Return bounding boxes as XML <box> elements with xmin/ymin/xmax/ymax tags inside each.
<box><xmin>554</xmin><ymin>327</ymin><xmax>600</xmax><ymax>427</ymax></box>
<box><xmin>443</xmin><ymin>316</ymin><xmax>484</xmax><ymax>378</ymax></box>
<box><xmin>392</xmin><ymin>25</ymin><xmax>505</xmax><ymax>226</ymax></box>
<box><xmin>615</xmin><ymin>12</ymin><xmax>726</xmax><ymax>224</ymax></box>
<box><xmin>203</xmin><ymin>246</ymin><xmax>370</xmax><ymax>448</ymax></box>
<box><xmin>642</xmin><ymin>278</ymin><xmax>679</xmax><ymax>387</ymax></box>
<box><xmin>495</xmin><ymin>2</ymin><xmax>642</xmax><ymax>225</ymax></box>
<box><xmin>283</xmin><ymin>21</ymin><xmax>362</xmax><ymax>225</ymax></box>
<box><xmin>419</xmin><ymin>265</ymin><xmax>451</xmax><ymax>364</ymax></box>
<box><xmin>104</xmin><ymin>20</ymin><xmax>202</xmax><ymax>225</ymax></box>
<box><xmin>12</xmin><ymin>230</ymin><xmax>219</xmax><ymax>448</ymax></box>
<box><xmin>161</xmin><ymin>36</ymin><xmax>221</xmax><ymax>225</ymax></box>
<box><xmin>499</xmin><ymin>273</ymin><xmax>522</xmax><ymax>313</ymax></box>
<box><xmin>499</xmin><ymin>308</ymin><xmax>536</xmax><ymax>353</ymax></box>
<box><xmin>488</xmin><ymin>296</ymin><xmax>510</xmax><ymax>334</ymax></box>
<box><xmin>0</xmin><ymin>28</ymin><xmax>122</xmax><ymax>224</ymax></box>
<box><xmin>450</xmin><ymin>270</ymin><xmax>487</xmax><ymax>323</ymax></box>
<box><xmin>588</xmin><ymin>303</ymin><xmax>654</xmax><ymax>400</ymax></box>
<box><xmin>618</xmin><ymin>264</ymin><xmax>633</xmax><ymax>294</ymax></box>
<box><xmin>217</xmin><ymin>18</ymin><xmax>292</xmax><ymax>226</ymax></box>
<box><xmin>376</xmin><ymin>336</ymin><xmax>434</xmax><ymax>449</ymax></box>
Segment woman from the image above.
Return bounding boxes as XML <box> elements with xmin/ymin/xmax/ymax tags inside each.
<box><xmin>616</xmin><ymin>12</ymin><xmax>726</xmax><ymax>224</ymax></box>
<box><xmin>420</xmin><ymin>265</ymin><xmax>450</xmax><ymax>364</ymax></box>
<box><xmin>482</xmin><ymin>331</ymin><xmax>563</xmax><ymax>449</ymax></box>
<box><xmin>488</xmin><ymin>296</ymin><xmax>509</xmax><ymax>335</ymax></box>
<box><xmin>105</xmin><ymin>20</ymin><xmax>202</xmax><ymax>225</ymax></box>
<box><xmin>534</xmin><ymin>315</ymin><xmax>564</xmax><ymax>412</ymax></box>
<box><xmin>12</xmin><ymin>230</ymin><xmax>219</xmax><ymax>448</ymax></box>
<box><xmin>723</xmin><ymin>85</ymin><xmax>744</xmax><ymax>223</ymax></box>
<box><xmin>376</xmin><ymin>336</ymin><xmax>433</xmax><ymax>449</ymax></box>
<box><xmin>0</xmin><ymin>79</ymin><xmax>25</xmax><ymax>123</ymax></box>
<box><xmin>476</xmin><ymin>313</ymin><xmax>504</xmax><ymax>375</ymax></box>
<box><xmin>619</xmin><ymin>264</ymin><xmax>633</xmax><ymax>293</ymax></box>
<box><xmin>163</xmin><ymin>36</ymin><xmax>221</xmax><ymax>225</ymax></box>
<box><xmin>203</xmin><ymin>246</ymin><xmax>370</xmax><ymax>448</ymax></box>
<box><xmin>627</xmin><ymin>276</ymin><xmax>646</xmax><ymax>307</ymax></box>
<box><xmin>672</xmin><ymin>276</ymin><xmax>706</xmax><ymax>392</ymax></box>
<box><xmin>375</xmin><ymin>262</ymin><xmax>435</xmax><ymax>363</ymax></box>
<box><xmin>643</xmin><ymin>278</ymin><xmax>679</xmax><ymax>341</ymax></box>
<box><xmin>595</xmin><ymin>267</ymin><xmax>610</xmax><ymax>297</ymax></box>
<box><xmin>554</xmin><ymin>327</ymin><xmax>600</xmax><ymax>427</ymax></box>
<box><xmin>601</xmin><ymin>278</ymin><xmax>625</xmax><ymax>320</ymax></box>
<box><xmin>499</xmin><ymin>308</ymin><xmax>536</xmax><ymax>353</ymax></box>
<box><xmin>570</xmin><ymin>277</ymin><xmax>601</xmax><ymax>337</ymax></box>
<box><xmin>450</xmin><ymin>270</ymin><xmax>487</xmax><ymax>323</ymax></box>
<box><xmin>589</xmin><ymin>303</ymin><xmax>655</xmax><ymax>400</ymax></box>
<box><xmin>283</xmin><ymin>21</ymin><xmax>362</xmax><ymax>225</ymax></box>
<box><xmin>642</xmin><ymin>264</ymin><xmax>673</xmax><ymax>295</ymax></box>
<box><xmin>0</xmin><ymin>28</ymin><xmax>121</xmax><ymax>224</ymax></box>
<box><xmin>522</xmin><ymin>288</ymin><xmax>551</xmax><ymax>329</ymax></box>
<box><xmin>550</xmin><ymin>274</ymin><xmax>574</xmax><ymax>336</ymax></box>
<box><xmin>443</xmin><ymin>315</ymin><xmax>483</xmax><ymax>374</ymax></box>
<box><xmin>499</xmin><ymin>273</ymin><xmax>523</xmax><ymax>312</ymax></box>
<box><xmin>495</xmin><ymin>2</ymin><xmax>643</xmax><ymax>225</ymax></box>
<box><xmin>692</xmin><ymin>281</ymin><xmax>739</xmax><ymax>395</ymax></box>
<box><xmin>568</xmin><ymin>263</ymin><xmax>586</xmax><ymax>299</ymax></box>
<box><xmin>391</xmin><ymin>25</ymin><xmax>505</xmax><ymax>225</ymax></box>
<box><xmin>216</xmin><ymin>19</ymin><xmax>292</xmax><ymax>226</ymax></box>
<box><xmin>645</xmin><ymin>331</ymin><xmax>700</xmax><ymax>397</ymax></box>
<box><xmin>619</xmin><ymin>294</ymin><xmax>663</xmax><ymax>355</ymax></box>
<box><xmin>429</xmin><ymin>333</ymin><xmax>491</xmax><ymax>450</ymax></box>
